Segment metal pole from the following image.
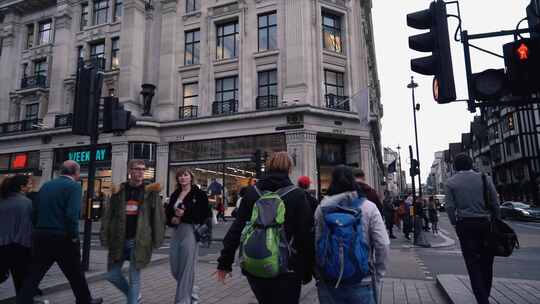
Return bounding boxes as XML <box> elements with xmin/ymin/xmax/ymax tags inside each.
<box><xmin>408</xmin><ymin>77</ymin><xmax>422</xmax><ymax>198</ymax></box>
<box><xmin>409</xmin><ymin>145</ymin><xmax>417</xmax><ymax>244</ymax></box>
<box><xmin>397</xmin><ymin>145</ymin><xmax>403</xmax><ymax>195</ymax></box>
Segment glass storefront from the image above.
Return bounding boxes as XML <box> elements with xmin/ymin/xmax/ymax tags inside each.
<box><xmin>169</xmin><ymin>134</ymin><xmax>286</xmax><ymax>213</ymax></box>
<box><xmin>0</xmin><ymin>151</ymin><xmax>41</xmax><ymax>191</ymax></box>
<box><xmin>129</xmin><ymin>142</ymin><xmax>157</xmax><ymax>182</ymax></box>
<box><xmin>316</xmin><ymin>139</ymin><xmax>346</xmax><ymax>197</ymax></box>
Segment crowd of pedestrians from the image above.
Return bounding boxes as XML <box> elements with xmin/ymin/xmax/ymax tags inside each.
<box><xmin>0</xmin><ymin>151</ymin><xmax>504</xmax><ymax>304</ymax></box>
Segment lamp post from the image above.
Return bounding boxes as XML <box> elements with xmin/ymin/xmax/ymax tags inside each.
<box><xmin>407</xmin><ymin>76</ymin><xmax>423</xmax><ymax>198</ymax></box>
<box><xmin>397</xmin><ymin>145</ymin><xmax>404</xmax><ymax>195</ymax></box>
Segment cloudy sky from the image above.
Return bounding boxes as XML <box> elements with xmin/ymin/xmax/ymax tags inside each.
<box><xmin>372</xmin><ymin>0</ymin><xmax>530</xmax><ymax>184</ymax></box>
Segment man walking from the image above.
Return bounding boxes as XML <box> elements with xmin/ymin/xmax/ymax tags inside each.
<box><xmin>17</xmin><ymin>160</ymin><xmax>102</xmax><ymax>304</ymax></box>
<box><xmin>101</xmin><ymin>160</ymin><xmax>165</xmax><ymax>304</ymax></box>
<box><xmin>353</xmin><ymin>168</ymin><xmax>383</xmax><ymax>212</ymax></box>
<box><xmin>445</xmin><ymin>154</ymin><xmax>500</xmax><ymax>304</ymax></box>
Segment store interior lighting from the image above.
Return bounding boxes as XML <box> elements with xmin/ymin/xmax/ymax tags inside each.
<box><xmin>195</xmin><ymin>167</ymin><xmax>249</xmax><ymax>179</ymax></box>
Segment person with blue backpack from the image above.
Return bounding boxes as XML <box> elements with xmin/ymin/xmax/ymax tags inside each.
<box><xmin>314</xmin><ymin>165</ymin><xmax>389</xmax><ymax>304</ymax></box>
<box><xmin>215</xmin><ymin>151</ymin><xmax>314</xmax><ymax>304</ymax></box>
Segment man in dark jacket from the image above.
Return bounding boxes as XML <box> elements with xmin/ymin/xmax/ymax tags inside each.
<box><xmin>17</xmin><ymin>161</ymin><xmax>102</xmax><ymax>304</ymax></box>
<box><xmin>215</xmin><ymin>152</ymin><xmax>314</xmax><ymax>304</ymax></box>
<box><xmin>353</xmin><ymin>168</ymin><xmax>383</xmax><ymax>213</ymax></box>
<box><xmin>297</xmin><ymin>175</ymin><xmax>318</xmax><ymax>215</ymax></box>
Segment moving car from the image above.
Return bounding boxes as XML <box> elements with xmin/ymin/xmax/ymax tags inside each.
<box><xmin>500</xmin><ymin>201</ymin><xmax>540</xmax><ymax>221</ymax></box>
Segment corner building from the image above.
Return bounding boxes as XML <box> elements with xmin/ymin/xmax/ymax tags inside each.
<box><xmin>0</xmin><ymin>0</ymin><xmax>384</xmax><ymax>202</ymax></box>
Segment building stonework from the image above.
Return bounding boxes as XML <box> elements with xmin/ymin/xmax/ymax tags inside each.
<box><xmin>0</xmin><ymin>0</ymin><xmax>384</xmax><ymax>200</ymax></box>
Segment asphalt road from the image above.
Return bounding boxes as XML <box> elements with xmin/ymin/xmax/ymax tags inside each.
<box><xmin>415</xmin><ymin>214</ymin><xmax>540</xmax><ymax>281</ymax></box>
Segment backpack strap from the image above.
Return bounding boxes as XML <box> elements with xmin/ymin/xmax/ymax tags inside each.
<box><xmin>253</xmin><ymin>185</ymin><xmax>263</xmax><ymax>198</ymax></box>
<box><xmin>276</xmin><ymin>185</ymin><xmax>297</xmax><ymax>198</ymax></box>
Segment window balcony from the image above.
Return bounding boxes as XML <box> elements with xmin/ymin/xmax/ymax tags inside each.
<box><xmin>212</xmin><ymin>100</ymin><xmax>238</xmax><ymax>115</ymax></box>
<box><xmin>0</xmin><ymin>119</ymin><xmax>43</xmax><ymax>134</ymax></box>
<box><xmin>179</xmin><ymin>105</ymin><xmax>198</xmax><ymax>120</ymax></box>
<box><xmin>256</xmin><ymin>95</ymin><xmax>278</xmax><ymax>110</ymax></box>
<box><xmin>325</xmin><ymin>94</ymin><xmax>350</xmax><ymax>111</ymax></box>
<box><xmin>20</xmin><ymin>75</ymin><xmax>47</xmax><ymax>90</ymax></box>
<box><xmin>55</xmin><ymin>113</ymin><xmax>73</xmax><ymax>128</ymax></box>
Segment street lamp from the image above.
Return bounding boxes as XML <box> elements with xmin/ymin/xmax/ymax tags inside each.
<box><xmin>407</xmin><ymin>76</ymin><xmax>423</xmax><ymax>197</ymax></box>
<box><xmin>397</xmin><ymin>145</ymin><xmax>404</xmax><ymax>195</ymax></box>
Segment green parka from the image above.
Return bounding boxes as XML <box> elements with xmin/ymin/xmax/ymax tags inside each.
<box><xmin>100</xmin><ymin>182</ymin><xmax>165</xmax><ymax>270</ymax></box>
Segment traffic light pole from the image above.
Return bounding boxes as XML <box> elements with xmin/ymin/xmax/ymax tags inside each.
<box><xmin>409</xmin><ymin>145</ymin><xmax>417</xmax><ymax>244</ymax></box>
<box><xmin>408</xmin><ymin>77</ymin><xmax>422</xmax><ymax>198</ymax></box>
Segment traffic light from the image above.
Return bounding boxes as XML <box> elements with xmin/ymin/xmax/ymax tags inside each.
<box><xmin>72</xmin><ymin>65</ymin><xmax>102</xmax><ymax>136</ymax></box>
<box><xmin>471</xmin><ymin>69</ymin><xmax>507</xmax><ymax>101</ymax></box>
<box><xmin>407</xmin><ymin>0</ymin><xmax>456</xmax><ymax>103</ymax></box>
<box><xmin>503</xmin><ymin>38</ymin><xmax>540</xmax><ymax>96</ymax></box>
<box><xmin>102</xmin><ymin>96</ymin><xmax>136</xmax><ymax>133</ymax></box>
<box><xmin>410</xmin><ymin>159</ymin><xmax>420</xmax><ymax>177</ymax></box>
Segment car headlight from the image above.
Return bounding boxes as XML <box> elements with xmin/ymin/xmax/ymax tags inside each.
<box><xmin>517</xmin><ymin>209</ymin><xmax>530</xmax><ymax>216</ymax></box>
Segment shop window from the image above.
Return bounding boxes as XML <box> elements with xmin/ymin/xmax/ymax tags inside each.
<box><xmin>186</xmin><ymin>0</ymin><xmax>198</xmax><ymax>13</ymax></box>
<box><xmin>38</xmin><ymin>20</ymin><xmax>52</xmax><ymax>45</ymax></box>
<box><xmin>184</xmin><ymin>29</ymin><xmax>200</xmax><ymax>65</ymax></box>
<box><xmin>322</xmin><ymin>12</ymin><xmax>342</xmax><ymax>53</ymax></box>
<box><xmin>216</xmin><ymin>21</ymin><xmax>239</xmax><ymax>60</ymax></box>
<box><xmin>93</xmin><ymin>0</ymin><xmax>109</xmax><ymax>25</ymax></box>
<box><xmin>81</xmin><ymin>3</ymin><xmax>89</xmax><ymax>30</ymax></box>
<box><xmin>129</xmin><ymin>142</ymin><xmax>156</xmax><ymax>161</ymax></box>
<box><xmin>26</xmin><ymin>24</ymin><xmax>35</xmax><ymax>49</ymax></box>
<box><xmin>114</xmin><ymin>0</ymin><xmax>123</xmax><ymax>21</ymax></box>
<box><xmin>317</xmin><ymin>140</ymin><xmax>345</xmax><ymax>165</ymax></box>
<box><xmin>258</xmin><ymin>12</ymin><xmax>277</xmax><ymax>52</ymax></box>
<box><xmin>111</xmin><ymin>38</ymin><xmax>120</xmax><ymax>69</ymax></box>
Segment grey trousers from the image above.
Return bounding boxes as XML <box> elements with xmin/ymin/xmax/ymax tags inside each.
<box><xmin>170</xmin><ymin>223</ymin><xmax>199</xmax><ymax>304</ymax></box>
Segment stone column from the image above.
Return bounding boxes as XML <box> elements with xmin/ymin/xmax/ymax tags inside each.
<box><xmin>111</xmin><ymin>142</ymin><xmax>129</xmax><ymax>185</ymax></box>
<box><xmin>359</xmin><ymin>136</ymin><xmax>375</xmax><ymax>187</ymax></box>
<box><xmin>118</xmin><ymin>0</ymin><xmax>146</xmax><ymax>114</ymax></box>
<box><xmin>0</xmin><ymin>12</ymin><xmax>21</xmax><ymax>123</ymax></box>
<box><xmin>39</xmin><ymin>148</ymin><xmax>55</xmax><ymax>186</ymax></box>
<box><xmin>46</xmin><ymin>3</ymin><xmax>73</xmax><ymax>127</ymax></box>
<box><xmin>155</xmin><ymin>0</ymin><xmax>178</xmax><ymax>121</ymax></box>
<box><xmin>155</xmin><ymin>143</ymin><xmax>169</xmax><ymax>195</ymax></box>
<box><xmin>286</xmin><ymin>130</ymin><xmax>317</xmax><ymax>192</ymax></box>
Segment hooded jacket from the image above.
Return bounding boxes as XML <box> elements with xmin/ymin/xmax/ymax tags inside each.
<box><xmin>217</xmin><ymin>171</ymin><xmax>314</xmax><ymax>283</ymax></box>
<box><xmin>100</xmin><ymin>182</ymin><xmax>165</xmax><ymax>270</ymax></box>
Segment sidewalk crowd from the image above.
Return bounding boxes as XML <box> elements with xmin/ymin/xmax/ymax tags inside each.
<box><xmin>0</xmin><ymin>152</ymin><xmax>504</xmax><ymax>304</ymax></box>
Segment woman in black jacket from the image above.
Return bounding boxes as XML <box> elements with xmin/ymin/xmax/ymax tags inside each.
<box><xmin>216</xmin><ymin>152</ymin><xmax>314</xmax><ymax>304</ymax></box>
<box><xmin>166</xmin><ymin>169</ymin><xmax>210</xmax><ymax>304</ymax></box>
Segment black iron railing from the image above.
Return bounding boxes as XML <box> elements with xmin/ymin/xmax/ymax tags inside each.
<box><xmin>212</xmin><ymin>100</ymin><xmax>238</xmax><ymax>115</ymax></box>
<box><xmin>325</xmin><ymin>94</ymin><xmax>350</xmax><ymax>111</ymax></box>
<box><xmin>20</xmin><ymin>75</ymin><xmax>47</xmax><ymax>90</ymax></box>
<box><xmin>55</xmin><ymin>113</ymin><xmax>73</xmax><ymax>128</ymax></box>
<box><xmin>256</xmin><ymin>95</ymin><xmax>278</xmax><ymax>110</ymax></box>
<box><xmin>179</xmin><ymin>105</ymin><xmax>198</xmax><ymax>120</ymax></box>
<box><xmin>0</xmin><ymin>119</ymin><xmax>42</xmax><ymax>134</ymax></box>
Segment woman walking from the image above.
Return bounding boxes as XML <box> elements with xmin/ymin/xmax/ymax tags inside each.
<box><xmin>166</xmin><ymin>169</ymin><xmax>211</xmax><ymax>304</ymax></box>
<box><xmin>428</xmin><ymin>196</ymin><xmax>439</xmax><ymax>234</ymax></box>
<box><xmin>0</xmin><ymin>175</ymin><xmax>34</xmax><ymax>296</ymax></box>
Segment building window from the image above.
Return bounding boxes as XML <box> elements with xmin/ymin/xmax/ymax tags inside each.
<box><xmin>93</xmin><ymin>0</ymin><xmax>109</xmax><ymax>25</ymax></box>
<box><xmin>216</xmin><ymin>21</ymin><xmax>239</xmax><ymax>60</ymax></box>
<box><xmin>81</xmin><ymin>3</ymin><xmax>89</xmax><ymax>30</ymax></box>
<box><xmin>322</xmin><ymin>12</ymin><xmax>342</xmax><ymax>53</ymax></box>
<box><xmin>25</xmin><ymin>104</ymin><xmax>39</xmax><ymax>120</ymax></box>
<box><xmin>184</xmin><ymin>29</ymin><xmax>200</xmax><ymax>65</ymax></box>
<box><xmin>90</xmin><ymin>42</ymin><xmax>106</xmax><ymax>69</ymax></box>
<box><xmin>34</xmin><ymin>59</ymin><xmax>48</xmax><ymax>78</ymax></box>
<box><xmin>215</xmin><ymin>76</ymin><xmax>238</xmax><ymax>102</ymax></box>
<box><xmin>258</xmin><ymin>70</ymin><xmax>277</xmax><ymax>98</ymax></box>
<box><xmin>26</xmin><ymin>24</ymin><xmax>35</xmax><ymax>49</ymax></box>
<box><xmin>113</xmin><ymin>0</ymin><xmax>123</xmax><ymax>21</ymax></box>
<box><xmin>324</xmin><ymin>70</ymin><xmax>345</xmax><ymax>97</ymax></box>
<box><xmin>38</xmin><ymin>20</ymin><xmax>52</xmax><ymax>45</ymax></box>
<box><xmin>186</xmin><ymin>0</ymin><xmax>198</xmax><ymax>13</ymax></box>
<box><xmin>183</xmin><ymin>83</ymin><xmax>199</xmax><ymax>106</ymax></box>
<box><xmin>258</xmin><ymin>12</ymin><xmax>277</xmax><ymax>52</ymax></box>
<box><xmin>111</xmin><ymin>38</ymin><xmax>120</xmax><ymax>69</ymax></box>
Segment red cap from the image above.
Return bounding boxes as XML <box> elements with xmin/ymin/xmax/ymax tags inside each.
<box><xmin>297</xmin><ymin>176</ymin><xmax>311</xmax><ymax>189</ymax></box>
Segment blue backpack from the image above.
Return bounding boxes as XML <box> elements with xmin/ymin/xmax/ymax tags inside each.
<box><xmin>316</xmin><ymin>197</ymin><xmax>370</xmax><ymax>288</ymax></box>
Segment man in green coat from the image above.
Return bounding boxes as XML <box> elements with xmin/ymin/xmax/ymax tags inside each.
<box><xmin>101</xmin><ymin>160</ymin><xmax>165</xmax><ymax>304</ymax></box>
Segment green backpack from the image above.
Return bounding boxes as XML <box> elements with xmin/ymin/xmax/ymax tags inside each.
<box><xmin>239</xmin><ymin>185</ymin><xmax>297</xmax><ymax>278</ymax></box>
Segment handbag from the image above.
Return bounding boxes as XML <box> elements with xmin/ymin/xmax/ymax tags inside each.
<box><xmin>193</xmin><ymin>216</ymin><xmax>212</xmax><ymax>247</ymax></box>
<box><xmin>482</xmin><ymin>174</ymin><xmax>519</xmax><ymax>257</ymax></box>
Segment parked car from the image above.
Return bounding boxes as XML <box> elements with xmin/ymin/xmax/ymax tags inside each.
<box><xmin>500</xmin><ymin>201</ymin><xmax>540</xmax><ymax>221</ymax></box>
<box><xmin>433</xmin><ymin>194</ymin><xmax>446</xmax><ymax>211</ymax></box>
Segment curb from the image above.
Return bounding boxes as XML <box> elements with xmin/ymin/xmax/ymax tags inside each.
<box><xmin>430</xmin><ymin>229</ymin><xmax>456</xmax><ymax>248</ymax></box>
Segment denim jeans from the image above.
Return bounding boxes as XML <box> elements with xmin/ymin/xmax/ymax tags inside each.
<box><xmin>317</xmin><ymin>280</ymin><xmax>375</xmax><ymax>304</ymax></box>
<box><xmin>106</xmin><ymin>239</ymin><xmax>140</xmax><ymax>304</ymax></box>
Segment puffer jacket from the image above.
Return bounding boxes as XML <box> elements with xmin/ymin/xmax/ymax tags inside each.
<box><xmin>100</xmin><ymin>182</ymin><xmax>165</xmax><ymax>270</ymax></box>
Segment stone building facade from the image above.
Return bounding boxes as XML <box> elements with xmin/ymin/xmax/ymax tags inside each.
<box><xmin>0</xmin><ymin>0</ymin><xmax>384</xmax><ymax>202</ymax></box>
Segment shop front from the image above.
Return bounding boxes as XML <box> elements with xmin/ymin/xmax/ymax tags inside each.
<box><xmin>168</xmin><ymin>134</ymin><xmax>286</xmax><ymax>212</ymax></box>
<box><xmin>0</xmin><ymin>151</ymin><xmax>41</xmax><ymax>191</ymax></box>
<box><xmin>316</xmin><ymin>138</ymin><xmax>347</xmax><ymax>198</ymax></box>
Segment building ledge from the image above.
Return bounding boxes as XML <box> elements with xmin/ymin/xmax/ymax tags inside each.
<box><xmin>253</xmin><ymin>50</ymin><xmax>279</xmax><ymax>59</ymax></box>
<box><xmin>178</xmin><ymin>64</ymin><xmax>201</xmax><ymax>73</ymax></box>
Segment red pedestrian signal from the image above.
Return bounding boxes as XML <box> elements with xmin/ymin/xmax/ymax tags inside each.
<box><xmin>517</xmin><ymin>43</ymin><xmax>529</xmax><ymax>61</ymax></box>
<box><xmin>503</xmin><ymin>38</ymin><xmax>540</xmax><ymax>95</ymax></box>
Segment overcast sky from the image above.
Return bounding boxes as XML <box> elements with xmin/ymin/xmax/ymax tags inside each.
<box><xmin>372</xmin><ymin>0</ymin><xmax>530</xmax><ymax>185</ymax></box>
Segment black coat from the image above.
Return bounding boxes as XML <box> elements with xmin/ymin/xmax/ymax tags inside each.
<box><xmin>166</xmin><ymin>185</ymin><xmax>211</xmax><ymax>226</ymax></box>
<box><xmin>217</xmin><ymin>171</ymin><xmax>315</xmax><ymax>283</ymax></box>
